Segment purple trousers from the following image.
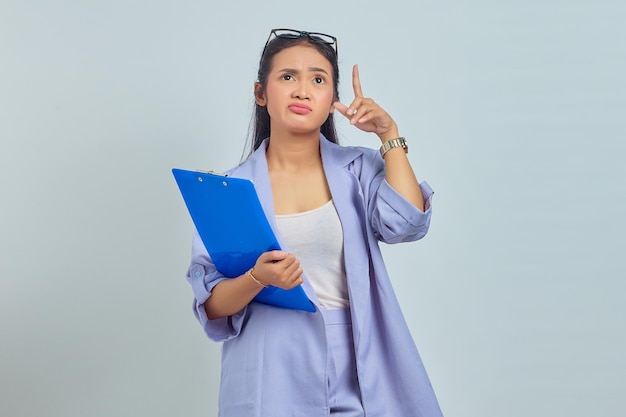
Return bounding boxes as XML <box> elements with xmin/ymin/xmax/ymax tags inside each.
<box><xmin>323</xmin><ymin>308</ymin><xmax>364</xmax><ymax>417</ymax></box>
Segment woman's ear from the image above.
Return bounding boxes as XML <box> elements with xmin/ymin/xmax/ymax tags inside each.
<box><xmin>254</xmin><ymin>83</ymin><xmax>266</xmax><ymax>106</ymax></box>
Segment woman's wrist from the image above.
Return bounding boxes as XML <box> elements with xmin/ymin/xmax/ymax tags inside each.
<box><xmin>377</xmin><ymin>126</ymin><xmax>400</xmax><ymax>143</ymax></box>
<box><xmin>247</xmin><ymin>268</ymin><xmax>269</xmax><ymax>288</ymax></box>
<box><xmin>380</xmin><ymin>137</ymin><xmax>408</xmax><ymax>158</ymax></box>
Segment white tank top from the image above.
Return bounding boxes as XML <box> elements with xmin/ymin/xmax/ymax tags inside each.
<box><xmin>275</xmin><ymin>200</ymin><xmax>349</xmax><ymax>309</ymax></box>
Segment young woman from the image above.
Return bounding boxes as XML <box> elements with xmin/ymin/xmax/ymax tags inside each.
<box><xmin>186</xmin><ymin>28</ymin><xmax>444</xmax><ymax>417</ymax></box>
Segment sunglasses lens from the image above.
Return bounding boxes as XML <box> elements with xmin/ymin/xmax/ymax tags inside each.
<box><xmin>272</xmin><ymin>29</ymin><xmax>336</xmax><ymax>48</ymax></box>
<box><xmin>311</xmin><ymin>34</ymin><xmax>336</xmax><ymax>46</ymax></box>
<box><xmin>273</xmin><ymin>29</ymin><xmax>301</xmax><ymax>40</ymax></box>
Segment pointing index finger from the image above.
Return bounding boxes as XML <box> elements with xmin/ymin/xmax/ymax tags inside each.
<box><xmin>352</xmin><ymin>64</ymin><xmax>364</xmax><ymax>97</ymax></box>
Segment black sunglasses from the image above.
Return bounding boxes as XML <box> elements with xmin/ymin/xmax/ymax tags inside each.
<box><xmin>263</xmin><ymin>28</ymin><xmax>338</xmax><ymax>59</ymax></box>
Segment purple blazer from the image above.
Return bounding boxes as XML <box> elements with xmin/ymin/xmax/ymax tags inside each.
<box><xmin>186</xmin><ymin>137</ymin><xmax>444</xmax><ymax>417</ymax></box>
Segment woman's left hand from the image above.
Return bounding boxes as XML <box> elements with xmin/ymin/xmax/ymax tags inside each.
<box><xmin>333</xmin><ymin>64</ymin><xmax>399</xmax><ymax>143</ymax></box>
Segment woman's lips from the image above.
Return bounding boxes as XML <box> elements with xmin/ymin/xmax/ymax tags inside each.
<box><xmin>288</xmin><ymin>103</ymin><xmax>312</xmax><ymax>114</ymax></box>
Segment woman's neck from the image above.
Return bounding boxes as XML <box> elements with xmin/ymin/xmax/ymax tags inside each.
<box><xmin>266</xmin><ymin>131</ymin><xmax>322</xmax><ymax>172</ymax></box>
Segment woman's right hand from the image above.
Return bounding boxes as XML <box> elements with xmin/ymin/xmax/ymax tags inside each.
<box><xmin>252</xmin><ymin>251</ymin><xmax>304</xmax><ymax>290</ymax></box>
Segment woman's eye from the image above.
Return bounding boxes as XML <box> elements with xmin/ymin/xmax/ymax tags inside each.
<box><xmin>314</xmin><ymin>76</ymin><xmax>324</xmax><ymax>84</ymax></box>
<box><xmin>282</xmin><ymin>74</ymin><xmax>293</xmax><ymax>81</ymax></box>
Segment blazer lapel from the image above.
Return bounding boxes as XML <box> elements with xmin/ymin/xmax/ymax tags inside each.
<box><xmin>320</xmin><ymin>139</ymin><xmax>371</xmax><ymax>344</ymax></box>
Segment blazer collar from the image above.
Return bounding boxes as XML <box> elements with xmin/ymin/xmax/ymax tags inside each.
<box><xmin>319</xmin><ymin>135</ymin><xmax>362</xmax><ymax>168</ymax></box>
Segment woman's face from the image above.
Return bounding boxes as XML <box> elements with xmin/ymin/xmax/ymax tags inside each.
<box><xmin>256</xmin><ymin>44</ymin><xmax>336</xmax><ymax>137</ymax></box>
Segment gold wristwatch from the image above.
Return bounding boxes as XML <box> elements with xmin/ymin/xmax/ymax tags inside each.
<box><xmin>380</xmin><ymin>137</ymin><xmax>408</xmax><ymax>157</ymax></box>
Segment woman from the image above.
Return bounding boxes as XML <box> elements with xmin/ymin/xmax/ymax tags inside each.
<box><xmin>186</xmin><ymin>28</ymin><xmax>443</xmax><ymax>417</ymax></box>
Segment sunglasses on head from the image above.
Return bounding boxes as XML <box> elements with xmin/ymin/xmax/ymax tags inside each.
<box><xmin>263</xmin><ymin>28</ymin><xmax>338</xmax><ymax>59</ymax></box>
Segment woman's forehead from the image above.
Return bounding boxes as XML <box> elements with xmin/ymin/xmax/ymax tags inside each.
<box><xmin>270</xmin><ymin>44</ymin><xmax>334</xmax><ymax>71</ymax></box>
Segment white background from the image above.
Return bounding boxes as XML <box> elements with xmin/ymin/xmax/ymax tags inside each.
<box><xmin>1</xmin><ymin>1</ymin><xmax>624</xmax><ymax>416</ymax></box>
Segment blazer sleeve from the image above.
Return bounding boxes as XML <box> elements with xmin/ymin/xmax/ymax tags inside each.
<box><xmin>185</xmin><ymin>230</ymin><xmax>247</xmax><ymax>342</ymax></box>
<box><xmin>355</xmin><ymin>148</ymin><xmax>434</xmax><ymax>244</ymax></box>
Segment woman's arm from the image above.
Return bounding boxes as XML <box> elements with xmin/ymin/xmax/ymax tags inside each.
<box><xmin>378</xmin><ymin>128</ymin><xmax>424</xmax><ymax>211</ymax></box>
<box><xmin>333</xmin><ymin>64</ymin><xmax>424</xmax><ymax>211</ymax></box>
<box><xmin>204</xmin><ymin>250</ymin><xmax>304</xmax><ymax>319</ymax></box>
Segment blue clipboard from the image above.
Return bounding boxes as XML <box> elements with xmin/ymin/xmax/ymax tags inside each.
<box><xmin>172</xmin><ymin>168</ymin><xmax>315</xmax><ymax>312</ymax></box>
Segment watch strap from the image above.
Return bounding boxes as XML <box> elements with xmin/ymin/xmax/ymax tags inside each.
<box><xmin>380</xmin><ymin>137</ymin><xmax>408</xmax><ymax>157</ymax></box>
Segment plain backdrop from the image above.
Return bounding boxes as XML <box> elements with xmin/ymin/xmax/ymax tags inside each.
<box><xmin>1</xmin><ymin>1</ymin><xmax>624</xmax><ymax>416</ymax></box>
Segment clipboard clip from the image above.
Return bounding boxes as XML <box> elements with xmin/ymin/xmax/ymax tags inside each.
<box><xmin>194</xmin><ymin>169</ymin><xmax>230</xmax><ymax>186</ymax></box>
<box><xmin>194</xmin><ymin>169</ymin><xmax>228</xmax><ymax>177</ymax></box>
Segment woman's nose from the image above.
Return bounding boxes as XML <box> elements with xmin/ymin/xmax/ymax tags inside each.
<box><xmin>293</xmin><ymin>82</ymin><xmax>310</xmax><ymax>99</ymax></box>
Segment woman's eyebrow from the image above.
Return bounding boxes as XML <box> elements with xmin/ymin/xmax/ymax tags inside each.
<box><xmin>309</xmin><ymin>67</ymin><xmax>329</xmax><ymax>75</ymax></box>
<box><xmin>277</xmin><ymin>67</ymin><xmax>329</xmax><ymax>75</ymax></box>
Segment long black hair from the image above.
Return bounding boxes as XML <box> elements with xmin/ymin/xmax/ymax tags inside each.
<box><xmin>245</xmin><ymin>34</ymin><xmax>340</xmax><ymax>157</ymax></box>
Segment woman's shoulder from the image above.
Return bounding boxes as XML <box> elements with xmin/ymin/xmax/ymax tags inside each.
<box><xmin>343</xmin><ymin>144</ymin><xmax>378</xmax><ymax>158</ymax></box>
<box><xmin>223</xmin><ymin>163</ymin><xmax>249</xmax><ymax>180</ymax></box>
<box><xmin>321</xmin><ymin>139</ymin><xmax>380</xmax><ymax>165</ymax></box>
